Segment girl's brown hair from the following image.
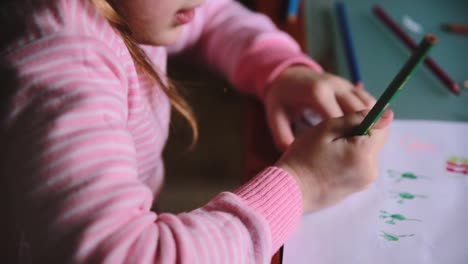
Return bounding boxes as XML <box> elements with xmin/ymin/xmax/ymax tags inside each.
<box><xmin>91</xmin><ymin>0</ymin><xmax>198</xmax><ymax>145</ymax></box>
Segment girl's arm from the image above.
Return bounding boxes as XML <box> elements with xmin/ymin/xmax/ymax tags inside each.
<box><xmin>4</xmin><ymin>35</ymin><xmax>302</xmax><ymax>263</ymax></box>
<box><xmin>167</xmin><ymin>0</ymin><xmax>323</xmax><ymax>99</ymax></box>
<box><xmin>167</xmin><ymin>0</ymin><xmax>377</xmax><ymax>152</ymax></box>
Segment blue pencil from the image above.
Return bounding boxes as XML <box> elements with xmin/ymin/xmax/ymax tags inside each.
<box><xmin>336</xmin><ymin>2</ymin><xmax>362</xmax><ymax>87</ymax></box>
<box><xmin>287</xmin><ymin>0</ymin><xmax>300</xmax><ymax>23</ymax></box>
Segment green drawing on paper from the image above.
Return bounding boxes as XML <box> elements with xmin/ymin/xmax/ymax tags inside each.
<box><xmin>381</xmin><ymin>231</ymin><xmax>415</xmax><ymax>241</ymax></box>
<box><xmin>387</xmin><ymin>169</ymin><xmax>431</xmax><ymax>183</ymax></box>
<box><xmin>379</xmin><ymin>210</ymin><xmax>422</xmax><ymax>225</ymax></box>
<box><xmin>390</xmin><ymin>191</ymin><xmax>428</xmax><ymax>204</ymax></box>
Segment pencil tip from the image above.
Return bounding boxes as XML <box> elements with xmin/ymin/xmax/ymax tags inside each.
<box><xmin>287</xmin><ymin>15</ymin><xmax>298</xmax><ymax>24</ymax></box>
<box><xmin>424</xmin><ymin>34</ymin><xmax>438</xmax><ymax>44</ymax></box>
<box><xmin>452</xmin><ymin>83</ymin><xmax>461</xmax><ymax>95</ymax></box>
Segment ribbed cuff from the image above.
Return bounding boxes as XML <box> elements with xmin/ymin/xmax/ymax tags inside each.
<box><xmin>234</xmin><ymin>166</ymin><xmax>303</xmax><ymax>252</ymax></box>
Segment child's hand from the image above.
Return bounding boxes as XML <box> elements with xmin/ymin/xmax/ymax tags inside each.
<box><xmin>275</xmin><ymin>110</ymin><xmax>393</xmax><ymax>213</ymax></box>
<box><xmin>264</xmin><ymin>66</ymin><xmax>376</xmax><ymax>151</ymax></box>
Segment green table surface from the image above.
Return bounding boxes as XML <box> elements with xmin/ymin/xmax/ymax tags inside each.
<box><xmin>304</xmin><ymin>0</ymin><xmax>467</xmax><ymax>121</ymax></box>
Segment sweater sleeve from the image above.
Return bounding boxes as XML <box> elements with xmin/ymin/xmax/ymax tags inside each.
<box><xmin>167</xmin><ymin>0</ymin><xmax>323</xmax><ymax>99</ymax></box>
<box><xmin>4</xmin><ymin>35</ymin><xmax>303</xmax><ymax>264</ymax></box>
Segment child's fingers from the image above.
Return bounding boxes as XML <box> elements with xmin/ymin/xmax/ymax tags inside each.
<box><xmin>363</xmin><ymin>110</ymin><xmax>393</xmax><ymax>152</ymax></box>
<box><xmin>322</xmin><ymin>110</ymin><xmax>369</xmax><ymax>140</ymax></box>
<box><xmin>355</xmin><ymin>82</ymin><xmax>364</xmax><ymax>89</ymax></box>
<box><xmin>267</xmin><ymin>106</ymin><xmax>295</xmax><ymax>151</ymax></box>
<box><xmin>353</xmin><ymin>88</ymin><xmax>376</xmax><ymax>108</ymax></box>
<box><xmin>311</xmin><ymin>94</ymin><xmax>344</xmax><ymax>119</ymax></box>
<box><xmin>336</xmin><ymin>92</ymin><xmax>367</xmax><ymax>113</ymax></box>
<box><xmin>323</xmin><ymin>109</ymin><xmax>393</xmax><ymax>141</ymax></box>
<box><xmin>371</xmin><ymin>109</ymin><xmax>394</xmax><ymax>130</ymax></box>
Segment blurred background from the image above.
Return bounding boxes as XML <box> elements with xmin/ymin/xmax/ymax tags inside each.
<box><xmin>159</xmin><ymin>0</ymin><xmax>258</xmax><ymax>213</ymax></box>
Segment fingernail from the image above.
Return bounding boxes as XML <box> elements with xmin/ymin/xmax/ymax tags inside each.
<box><xmin>381</xmin><ymin>109</ymin><xmax>392</xmax><ymax>118</ymax></box>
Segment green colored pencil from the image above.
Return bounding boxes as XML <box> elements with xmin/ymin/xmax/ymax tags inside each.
<box><xmin>353</xmin><ymin>34</ymin><xmax>438</xmax><ymax>136</ymax></box>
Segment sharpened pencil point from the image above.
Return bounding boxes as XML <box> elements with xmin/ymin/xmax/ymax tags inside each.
<box><xmin>287</xmin><ymin>15</ymin><xmax>298</xmax><ymax>24</ymax></box>
<box><xmin>452</xmin><ymin>84</ymin><xmax>461</xmax><ymax>94</ymax></box>
<box><xmin>424</xmin><ymin>34</ymin><xmax>438</xmax><ymax>44</ymax></box>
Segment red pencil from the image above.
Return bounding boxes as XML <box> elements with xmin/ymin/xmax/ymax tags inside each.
<box><xmin>441</xmin><ymin>23</ymin><xmax>468</xmax><ymax>34</ymax></box>
<box><xmin>373</xmin><ymin>5</ymin><xmax>460</xmax><ymax>95</ymax></box>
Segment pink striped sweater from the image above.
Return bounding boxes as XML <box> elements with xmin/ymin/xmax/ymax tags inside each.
<box><xmin>2</xmin><ymin>0</ymin><xmax>323</xmax><ymax>263</ymax></box>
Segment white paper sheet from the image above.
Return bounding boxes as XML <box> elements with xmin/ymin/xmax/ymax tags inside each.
<box><xmin>283</xmin><ymin>120</ymin><xmax>468</xmax><ymax>264</ymax></box>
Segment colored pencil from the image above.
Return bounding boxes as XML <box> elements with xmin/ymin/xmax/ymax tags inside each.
<box><xmin>336</xmin><ymin>2</ymin><xmax>362</xmax><ymax>87</ymax></box>
<box><xmin>373</xmin><ymin>5</ymin><xmax>460</xmax><ymax>95</ymax></box>
<box><xmin>353</xmin><ymin>34</ymin><xmax>437</xmax><ymax>136</ymax></box>
<box><xmin>287</xmin><ymin>0</ymin><xmax>300</xmax><ymax>23</ymax></box>
<box><xmin>441</xmin><ymin>23</ymin><xmax>468</xmax><ymax>35</ymax></box>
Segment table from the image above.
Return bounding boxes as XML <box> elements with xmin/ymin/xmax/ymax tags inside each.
<box><xmin>304</xmin><ymin>0</ymin><xmax>468</xmax><ymax>121</ymax></box>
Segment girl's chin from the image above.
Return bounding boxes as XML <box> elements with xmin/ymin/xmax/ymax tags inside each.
<box><xmin>142</xmin><ymin>27</ymin><xmax>184</xmax><ymax>46</ymax></box>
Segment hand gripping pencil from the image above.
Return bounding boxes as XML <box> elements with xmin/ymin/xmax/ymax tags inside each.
<box><xmin>353</xmin><ymin>34</ymin><xmax>437</xmax><ymax>136</ymax></box>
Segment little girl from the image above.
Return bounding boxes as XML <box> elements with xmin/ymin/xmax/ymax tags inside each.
<box><xmin>1</xmin><ymin>0</ymin><xmax>392</xmax><ymax>263</ymax></box>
